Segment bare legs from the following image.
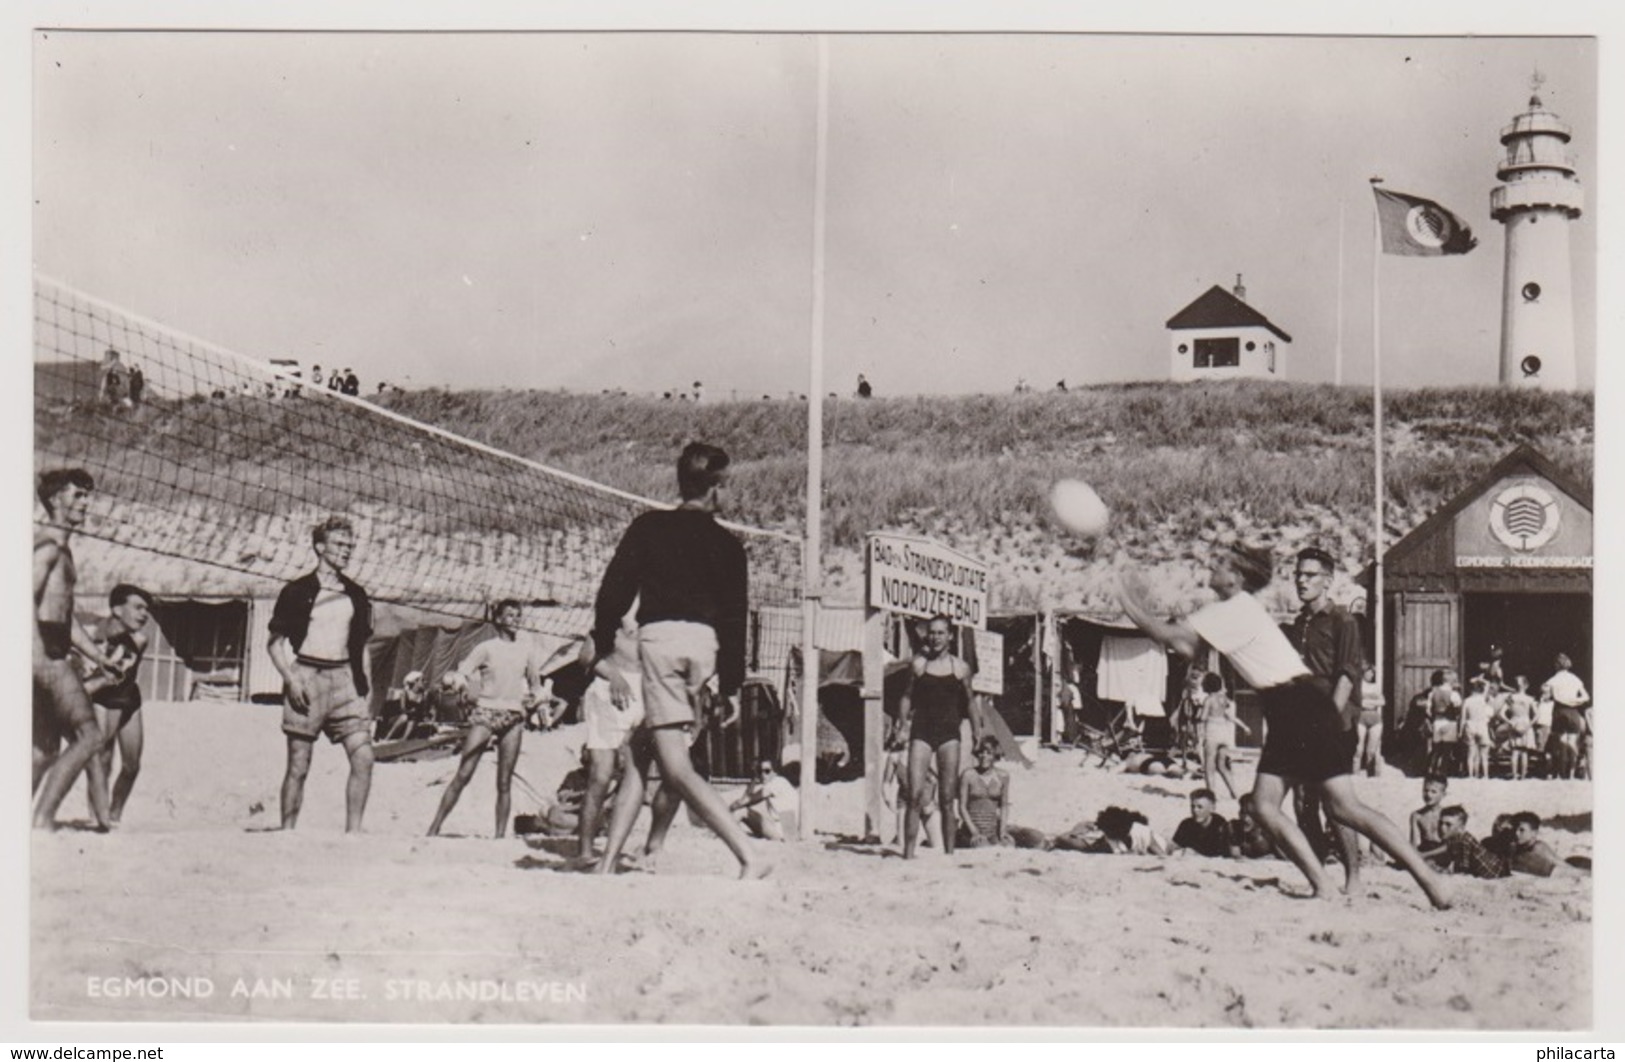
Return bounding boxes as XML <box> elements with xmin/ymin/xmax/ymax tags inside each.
<box><xmin>595</xmin><ymin>727</ymin><xmax>765</xmax><ymax>879</ymax></box>
<box><xmin>1252</xmin><ymin>771</ymin><xmax>1451</xmax><ymax>909</ymax></box>
<box><xmin>902</xmin><ymin>738</ymin><xmax>961</xmax><ymax>858</ymax></box>
<box><xmin>492</xmin><ymin>723</ymin><xmax>523</xmax><ymax>838</ymax></box>
<box><xmin>426</xmin><ymin>724</ymin><xmax>495</xmax><ymax>836</ymax></box>
<box><xmin>1202</xmin><ymin>738</ymin><xmax>1239</xmax><ymax>799</ymax></box>
<box><xmin>33</xmin><ymin>666</ymin><xmax>111</xmax><ymax>831</ymax></box>
<box><xmin>93</xmin><ymin>706</ymin><xmax>144</xmax><ymax>824</ymax></box>
<box><xmin>1355</xmin><ymin>721</ymin><xmax>1383</xmax><ymax>777</ymax></box>
<box><xmin>577</xmin><ymin>747</ymin><xmax>621</xmax><ymax>861</ymax></box>
<box><xmin>1319</xmin><ymin>775</ymin><xmax>1451</xmax><ymax>909</ymax></box>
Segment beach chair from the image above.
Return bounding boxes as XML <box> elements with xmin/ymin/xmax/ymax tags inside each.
<box><xmin>1074</xmin><ymin>707</ymin><xmax>1146</xmax><ymax>769</ymax></box>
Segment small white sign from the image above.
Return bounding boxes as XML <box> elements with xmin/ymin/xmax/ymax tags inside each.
<box><xmin>971</xmin><ymin>628</ymin><xmax>1004</xmax><ymax>695</ymax></box>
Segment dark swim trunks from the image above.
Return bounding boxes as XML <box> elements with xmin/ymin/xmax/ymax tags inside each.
<box><xmin>92</xmin><ymin>631</ymin><xmax>145</xmax><ymax>713</ymax></box>
<box><xmin>38</xmin><ymin>621</ymin><xmax>72</xmax><ymax>661</ymax></box>
<box><xmin>1255</xmin><ymin>676</ymin><xmax>1352</xmax><ymax>783</ymax></box>
<box><xmin>910</xmin><ymin>670</ymin><xmax>968</xmax><ymax>749</ymax></box>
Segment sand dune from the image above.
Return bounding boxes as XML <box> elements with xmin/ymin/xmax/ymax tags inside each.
<box><xmin>32</xmin><ymin>702</ymin><xmax>1590</xmax><ymax>1028</ymax></box>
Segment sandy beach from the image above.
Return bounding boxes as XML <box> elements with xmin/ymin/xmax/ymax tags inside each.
<box><xmin>31</xmin><ymin>702</ymin><xmax>1591</xmax><ymax>1029</ymax></box>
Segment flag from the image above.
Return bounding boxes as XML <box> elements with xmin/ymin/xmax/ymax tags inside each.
<box><xmin>1373</xmin><ymin>187</ymin><xmax>1477</xmax><ymax>256</ymax></box>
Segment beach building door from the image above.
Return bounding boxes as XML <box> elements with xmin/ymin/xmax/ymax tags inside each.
<box><xmin>1394</xmin><ymin>592</ymin><xmax>1458</xmax><ymax>729</ymax></box>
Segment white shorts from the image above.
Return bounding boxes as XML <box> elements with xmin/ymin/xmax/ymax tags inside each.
<box><xmin>583</xmin><ymin>674</ymin><xmax>645</xmax><ymax>751</ymax></box>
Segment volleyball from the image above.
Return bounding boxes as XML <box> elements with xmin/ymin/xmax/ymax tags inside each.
<box><xmin>1051</xmin><ymin>478</ymin><xmax>1110</xmax><ymax>537</ymax></box>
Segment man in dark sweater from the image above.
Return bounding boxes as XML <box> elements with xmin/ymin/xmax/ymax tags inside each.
<box><xmin>268</xmin><ymin>516</ymin><xmax>374</xmax><ymax>832</ymax></box>
<box><xmin>590</xmin><ymin>443</ymin><xmax>767</xmax><ymax>879</ymax></box>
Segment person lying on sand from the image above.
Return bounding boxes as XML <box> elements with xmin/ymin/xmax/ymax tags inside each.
<box><xmin>1421</xmin><ymin>806</ymin><xmax>1508</xmax><ymax>879</ymax></box>
<box><xmin>1228</xmin><ymin>793</ymin><xmax>1277</xmax><ymax>859</ymax></box>
<box><xmin>1010</xmin><ymin>806</ymin><xmax>1171</xmax><ymax>855</ymax></box>
<box><xmin>1171</xmin><ymin>788</ymin><xmax>1230</xmax><ymax>857</ymax></box>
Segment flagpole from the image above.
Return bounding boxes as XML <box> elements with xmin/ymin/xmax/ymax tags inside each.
<box><xmin>1369</xmin><ymin>177</ymin><xmax>1385</xmax><ymax>696</ymax></box>
<box><xmin>1335</xmin><ymin>199</ymin><xmax>1346</xmax><ymax>387</ymax></box>
<box><xmin>798</xmin><ymin>34</ymin><xmax>829</xmax><ymax>842</ymax></box>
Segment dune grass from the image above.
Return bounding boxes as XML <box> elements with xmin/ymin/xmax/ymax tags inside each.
<box><xmin>38</xmin><ymin>381</ymin><xmax>1592</xmax><ymax>561</ymax></box>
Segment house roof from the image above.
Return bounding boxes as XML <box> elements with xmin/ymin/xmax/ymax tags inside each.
<box><xmin>1166</xmin><ymin>285</ymin><xmax>1293</xmax><ymax>343</ymax></box>
<box><xmin>1375</xmin><ymin>443</ymin><xmax>1591</xmax><ymax>574</ymax></box>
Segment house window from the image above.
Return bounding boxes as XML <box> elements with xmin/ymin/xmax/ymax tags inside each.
<box><xmin>1266</xmin><ymin>342</ymin><xmax>1277</xmax><ymax>373</ymax></box>
<box><xmin>1193</xmin><ymin>337</ymin><xmax>1240</xmax><ymax>369</ymax></box>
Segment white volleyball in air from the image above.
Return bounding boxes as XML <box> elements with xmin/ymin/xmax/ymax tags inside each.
<box><xmin>1050</xmin><ymin>478</ymin><xmax>1110</xmax><ymax>537</ymax></box>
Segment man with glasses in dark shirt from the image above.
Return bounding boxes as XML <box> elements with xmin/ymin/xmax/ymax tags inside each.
<box><xmin>1285</xmin><ymin>546</ymin><xmax>1366</xmax><ymax>892</ymax></box>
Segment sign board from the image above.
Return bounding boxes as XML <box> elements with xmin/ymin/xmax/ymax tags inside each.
<box><xmin>866</xmin><ymin>533</ymin><xmax>990</xmax><ymax>630</ymax></box>
<box><xmin>971</xmin><ymin>628</ymin><xmax>1004</xmax><ymax>695</ymax></box>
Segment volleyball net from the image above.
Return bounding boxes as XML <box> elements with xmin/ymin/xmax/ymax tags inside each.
<box><xmin>32</xmin><ymin>276</ymin><xmax>804</xmax><ymax>680</ymax></box>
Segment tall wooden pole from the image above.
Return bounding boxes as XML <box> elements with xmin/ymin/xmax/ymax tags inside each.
<box><xmin>798</xmin><ymin>35</ymin><xmax>830</xmax><ymax>840</ymax></box>
<box><xmin>1370</xmin><ymin>178</ymin><xmax>1386</xmax><ymax>693</ymax></box>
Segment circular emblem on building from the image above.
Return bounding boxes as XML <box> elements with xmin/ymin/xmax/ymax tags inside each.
<box><xmin>1489</xmin><ymin>482</ymin><xmax>1560</xmax><ymax>551</ymax></box>
<box><xmin>1405</xmin><ymin>204</ymin><xmax>1449</xmax><ymax>249</ymax></box>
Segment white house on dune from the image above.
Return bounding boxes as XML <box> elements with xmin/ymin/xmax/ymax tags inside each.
<box><xmin>1165</xmin><ymin>275</ymin><xmax>1292</xmax><ymax>382</ymax></box>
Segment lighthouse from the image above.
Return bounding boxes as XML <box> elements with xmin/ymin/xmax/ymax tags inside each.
<box><xmin>1490</xmin><ymin>81</ymin><xmax>1583</xmax><ymax>389</ymax></box>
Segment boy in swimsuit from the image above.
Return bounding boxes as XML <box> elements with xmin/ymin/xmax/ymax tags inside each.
<box><xmin>1409</xmin><ymin>774</ymin><xmax>1449</xmax><ymax>850</ymax></box>
<box><xmin>33</xmin><ymin>468</ymin><xmax>118</xmax><ymax>831</ymax></box>
<box><xmin>898</xmin><ymin>614</ymin><xmax>980</xmax><ymax>858</ymax></box>
<box><xmin>86</xmin><ymin>584</ymin><xmax>155</xmax><ymax>824</ymax></box>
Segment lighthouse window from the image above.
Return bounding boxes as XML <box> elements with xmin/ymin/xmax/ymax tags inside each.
<box><xmin>1177</xmin><ymin>343</ymin><xmax>1189</xmax><ymax>354</ymax></box>
<box><xmin>1245</xmin><ymin>341</ymin><xmax>1256</xmax><ymax>352</ymax></box>
<box><xmin>1521</xmin><ymin>355</ymin><xmax>1543</xmax><ymax>378</ymax></box>
<box><xmin>1522</xmin><ymin>282</ymin><xmax>1542</xmax><ymax>302</ymax></box>
<box><xmin>1194</xmin><ymin>337</ymin><xmax>1240</xmax><ymax>369</ymax></box>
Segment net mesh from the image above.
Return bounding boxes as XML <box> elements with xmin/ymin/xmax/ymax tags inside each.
<box><xmin>32</xmin><ymin>275</ymin><xmax>804</xmax><ymax>682</ymax></box>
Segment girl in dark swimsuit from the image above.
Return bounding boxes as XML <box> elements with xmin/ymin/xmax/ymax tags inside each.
<box><xmin>900</xmin><ymin>615</ymin><xmax>978</xmax><ymax>858</ymax></box>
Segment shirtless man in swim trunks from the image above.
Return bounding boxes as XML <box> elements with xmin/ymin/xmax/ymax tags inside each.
<box><xmin>427</xmin><ymin>599</ymin><xmax>550</xmax><ymax>838</ymax></box>
<box><xmin>269</xmin><ymin>516</ymin><xmax>375</xmax><ymax>832</ymax></box>
<box><xmin>86</xmin><ymin>583</ymin><xmax>155</xmax><ymax>824</ymax></box>
<box><xmin>33</xmin><ymin>468</ymin><xmax>117</xmax><ymax>831</ymax></box>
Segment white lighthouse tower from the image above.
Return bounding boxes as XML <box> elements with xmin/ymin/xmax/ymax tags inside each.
<box><xmin>1490</xmin><ymin>78</ymin><xmax>1583</xmax><ymax>389</ymax></box>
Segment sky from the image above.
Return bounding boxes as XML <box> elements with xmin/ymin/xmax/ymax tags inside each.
<box><xmin>29</xmin><ymin>30</ymin><xmax>1598</xmax><ymax>396</ymax></box>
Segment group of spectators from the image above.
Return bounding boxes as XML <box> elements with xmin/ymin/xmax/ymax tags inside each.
<box><xmin>1414</xmin><ymin>650</ymin><xmax>1590</xmax><ymax>780</ymax></box>
<box><xmin>100</xmin><ymin>350</ymin><xmax>145</xmax><ymax>410</ymax></box>
<box><xmin>1409</xmin><ymin>774</ymin><xmax>1575</xmax><ymax>879</ymax></box>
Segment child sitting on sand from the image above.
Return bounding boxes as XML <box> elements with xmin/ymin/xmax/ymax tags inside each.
<box><xmin>730</xmin><ymin>758</ymin><xmax>799</xmax><ymax>842</ymax></box>
<box><xmin>957</xmin><ymin>736</ymin><xmax>1011</xmax><ymax>847</ymax></box>
<box><xmin>1409</xmin><ymin>774</ymin><xmax>1449</xmax><ymax>850</ymax></box>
